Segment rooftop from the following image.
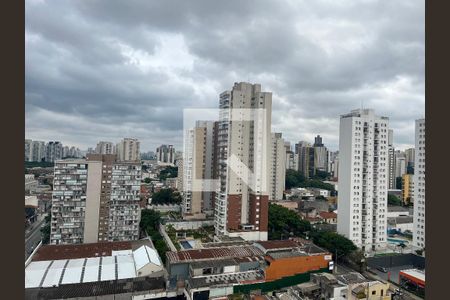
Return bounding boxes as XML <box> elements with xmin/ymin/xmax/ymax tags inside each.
<box><xmin>255</xmin><ymin>240</ymin><xmax>299</xmax><ymax>252</ymax></box>
<box><xmin>26</xmin><ymin>244</ymin><xmax>162</xmax><ymax>289</ymax></box>
<box><xmin>32</xmin><ymin>241</ymin><xmax>134</xmax><ymax>261</ymax></box>
<box><xmin>167</xmin><ymin>245</ymin><xmax>264</xmax><ymax>264</ymax></box>
<box><xmin>25</xmin><ymin>276</ymin><xmax>165</xmax><ymax>300</ymax></box>
<box><xmin>319</xmin><ymin>211</ymin><xmax>337</xmax><ymax>219</ymax></box>
<box><xmin>400</xmin><ymin>268</ymin><xmax>425</xmax><ymax>282</ymax></box>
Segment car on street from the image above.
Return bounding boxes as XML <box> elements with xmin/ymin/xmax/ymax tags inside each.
<box><xmin>377</xmin><ymin>266</ymin><xmax>388</xmax><ymax>273</ymax></box>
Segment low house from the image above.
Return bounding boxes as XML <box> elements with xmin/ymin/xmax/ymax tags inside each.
<box><xmin>319</xmin><ymin>211</ymin><xmax>337</xmax><ymax>224</ymax></box>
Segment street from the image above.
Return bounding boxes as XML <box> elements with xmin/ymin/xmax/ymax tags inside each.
<box><xmin>25</xmin><ymin>217</ymin><xmax>45</xmax><ymax>260</ymax></box>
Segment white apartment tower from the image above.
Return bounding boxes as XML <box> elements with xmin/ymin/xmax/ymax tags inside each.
<box><xmin>387</xmin><ymin>129</ymin><xmax>396</xmax><ymax>189</ymax></box>
<box><xmin>117</xmin><ymin>138</ymin><xmax>140</xmax><ymax>162</ymax></box>
<box><xmin>269</xmin><ymin>133</ymin><xmax>286</xmax><ymax>201</ymax></box>
<box><xmin>413</xmin><ymin>119</ymin><xmax>425</xmax><ymax>250</ymax></box>
<box><xmin>337</xmin><ymin>109</ymin><xmax>389</xmax><ymax>253</ymax></box>
<box><xmin>214</xmin><ymin>82</ymin><xmax>271</xmax><ymax>241</ymax></box>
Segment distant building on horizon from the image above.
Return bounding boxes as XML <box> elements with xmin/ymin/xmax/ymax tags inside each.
<box><xmin>95</xmin><ymin>141</ymin><xmax>115</xmax><ymax>155</ymax></box>
<box><xmin>116</xmin><ymin>138</ymin><xmax>140</xmax><ymax>162</ymax></box>
<box><xmin>156</xmin><ymin>144</ymin><xmax>175</xmax><ymax>166</ymax></box>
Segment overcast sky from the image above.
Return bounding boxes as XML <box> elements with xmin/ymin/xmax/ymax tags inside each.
<box><xmin>25</xmin><ymin>0</ymin><xmax>424</xmax><ymax>152</ymax></box>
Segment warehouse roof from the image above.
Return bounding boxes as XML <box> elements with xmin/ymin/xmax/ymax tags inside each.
<box><xmin>32</xmin><ymin>241</ymin><xmax>133</xmax><ymax>261</ymax></box>
<box><xmin>25</xmin><ymin>244</ymin><xmax>163</xmax><ymax>289</ymax></box>
<box><xmin>25</xmin><ymin>276</ymin><xmax>165</xmax><ymax>300</ymax></box>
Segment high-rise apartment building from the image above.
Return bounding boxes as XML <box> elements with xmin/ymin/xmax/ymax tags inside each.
<box><xmin>394</xmin><ymin>151</ymin><xmax>407</xmax><ymax>178</ymax></box>
<box><xmin>284</xmin><ymin>142</ymin><xmax>295</xmax><ymax>170</ymax></box>
<box><xmin>313</xmin><ymin>135</ymin><xmax>328</xmax><ymax>172</ymax></box>
<box><xmin>45</xmin><ymin>141</ymin><xmax>63</xmax><ymax>162</ymax></box>
<box><xmin>25</xmin><ymin>139</ymin><xmax>32</xmax><ymax>161</ymax></box>
<box><xmin>214</xmin><ymin>82</ymin><xmax>271</xmax><ymax>241</ymax></box>
<box><xmin>387</xmin><ymin>129</ymin><xmax>396</xmax><ymax>189</ymax></box>
<box><xmin>30</xmin><ymin>140</ymin><xmax>46</xmax><ymax>162</ymax></box>
<box><xmin>116</xmin><ymin>138</ymin><xmax>140</xmax><ymax>162</ymax></box>
<box><xmin>401</xmin><ymin>174</ymin><xmax>414</xmax><ymax>205</ymax></box>
<box><xmin>337</xmin><ymin>109</ymin><xmax>389</xmax><ymax>253</ymax></box>
<box><xmin>405</xmin><ymin>148</ymin><xmax>415</xmax><ymax>171</ymax></box>
<box><xmin>156</xmin><ymin>144</ymin><xmax>176</xmax><ymax>166</ymax></box>
<box><xmin>50</xmin><ymin>154</ymin><xmax>141</xmax><ymax>244</ymax></box>
<box><xmin>182</xmin><ymin>121</ymin><xmax>216</xmax><ymax>219</ymax></box>
<box><xmin>96</xmin><ymin>141</ymin><xmax>115</xmax><ymax>155</ymax></box>
<box><xmin>413</xmin><ymin>119</ymin><xmax>425</xmax><ymax>250</ymax></box>
<box><xmin>269</xmin><ymin>133</ymin><xmax>286</xmax><ymax>201</ymax></box>
<box><xmin>296</xmin><ymin>142</ymin><xmax>315</xmax><ymax>178</ymax></box>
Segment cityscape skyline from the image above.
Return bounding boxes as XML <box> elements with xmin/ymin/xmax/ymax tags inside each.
<box><xmin>25</xmin><ymin>0</ymin><xmax>424</xmax><ymax>152</ymax></box>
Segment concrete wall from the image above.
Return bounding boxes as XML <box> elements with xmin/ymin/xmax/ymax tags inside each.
<box><xmin>83</xmin><ymin>161</ymin><xmax>102</xmax><ymax>243</ymax></box>
<box><xmin>366</xmin><ymin>253</ymin><xmax>425</xmax><ymax>269</ymax></box>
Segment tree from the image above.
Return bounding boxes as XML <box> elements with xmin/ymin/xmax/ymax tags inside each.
<box><xmin>309</xmin><ymin>230</ymin><xmax>357</xmax><ymax>258</ymax></box>
<box><xmin>144</xmin><ymin>177</ymin><xmax>152</xmax><ymax>184</ymax></box>
<box><xmin>151</xmin><ymin>189</ymin><xmax>182</xmax><ymax>205</ymax></box>
<box><xmin>388</xmin><ymin>194</ymin><xmax>402</xmax><ymax>206</ymax></box>
<box><xmin>158</xmin><ymin>166</ymin><xmax>178</xmax><ymax>181</ymax></box>
<box><xmin>268</xmin><ymin>203</ymin><xmax>311</xmax><ymax>240</ymax></box>
<box><xmin>40</xmin><ymin>213</ymin><xmax>51</xmax><ymax>244</ymax></box>
<box><xmin>285</xmin><ymin>169</ymin><xmax>335</xmax><ymax>191</ymax></box>
<box><xmin>139</xmin><ymin>209</ymin><xmax>170</xmax><ymax>263</ymax></box>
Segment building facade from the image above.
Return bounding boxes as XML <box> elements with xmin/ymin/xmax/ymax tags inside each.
<box><xmin>50</xmin><ymin>155</ymin><xmax>141</xmax><ymax>244</ymax></box>
<box><xmin>413</xmin><ymin>119</ymin><xmax>425</xmax><ymax>250</ymax></box>
<box><xmin>45</xmin><ymin>141</ymin><xmax>63</xmax><ymax>162</ymax></box>
<box><xmin>95</xmin><ymin>141</ymin><xmax>115</xmax><ymax>155</ymax></box>
<box><xmin>182</xmin><ymin>121</ymin><xmax>216</xmax><ymax>219</ymax></box>
<box><xmin>269</xmin><ymin>133</ymin><xmax>286</xmax><ymax>201</ymax></box>
<box><xmin>394</xmin><ymin>150</ymin><xmax>407</xmax><ymax>179</ymax></box>
<box><xmin>156</xmin><ymin>144</ymin><xmax>176</xmax><ymax>166</ymax></box>
<box><xmin>214</xmin><ymin>82</ymin><xmax>272</xmax><ymax>241</ymax></box>
<box><xmin>387</xmin><ymin>129</ymin><xmax>396</xmax><ymax>189</ymax></box>
<box><xmin>116</xmin><ymin>138</ymin><xmax>140</xmax><ymax>162</ymax></box>
<box><xmin>337</xmin><ymin>109</ymin><xmax>389</xmax><ymax>253</ymax></box>
<box><xmin>401</xmin><ymin>174</ymin><xmax>414</xmax><ymax>206</ymax></box>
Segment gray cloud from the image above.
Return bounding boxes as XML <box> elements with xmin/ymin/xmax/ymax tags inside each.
<box><xmin>25</xmin><ymin>0</ymin><xmax>424</xmax><ymax>151</ymax></box>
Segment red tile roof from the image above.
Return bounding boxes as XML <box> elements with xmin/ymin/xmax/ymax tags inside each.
<box><xmin>32</xmin><ymin>241</ymin><xmax>132</xmax><ymax>261</ymax></box>
<box><xmin>319</xmin><ymin>211</ymin><xmax>337</xmax><ymax>219</ymax></box>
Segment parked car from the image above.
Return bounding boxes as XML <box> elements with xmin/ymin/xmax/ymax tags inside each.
<box><xmin>377</xmin><ymin>266</ymin><xmax>388</xmax><ymax>273</ymax></box>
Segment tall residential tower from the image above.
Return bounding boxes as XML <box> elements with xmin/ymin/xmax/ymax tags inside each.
<box><xmin>214</xmin><ymin>82</ymin><xmax>272</xmax><ymax>241</ymax></box>
<box><xmin>337</xmin><ymin>109</ymin><xmax>389</xmax><ymax>253</ymax></box>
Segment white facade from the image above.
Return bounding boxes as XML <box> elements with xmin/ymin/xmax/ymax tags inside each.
<box><xmin>25</xmin><ymin>139</ymin><xmax>32</xmax><ymax>161</ymax></box>
<box><xmin>413</xmin><ymin>119</ymin><xmax>425</xmax><ymax>250</ymax></box>
<box><xmin>117</xmin><ymin>138</ymin><xmax>140</xmax><ymax>161</ymax></box>
<box><xmin>337</xmin><ymin>109</ymin><xmax>388</xmax><ymax>253</ymax></box>
<box><xmin>269</xmin><ymin>133</ymin><xmax>286</xmax><ymax>201</ymax></box>
<box><xmin>95</xmin><ymin>141</ymin><xmax>115</xmax><ymax>154</ymax></box>
<box><xmin>387</xmin><ymin>129</ymin><xmax>396</xmax><ymax>189</ymax></box>
<box><xmin>394</xmin><ymin>151</ymin><xmax>407</xmax><ymax>178</ymax></box>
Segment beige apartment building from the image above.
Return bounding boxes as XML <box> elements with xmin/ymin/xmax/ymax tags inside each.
<box><xmin>182</xmin><ymin>121</ymin><xmax>217</xmax><ymax>219</ymax></box>
<box><xmin>214</xmin><ymin>82</ymin><xmax>272</xmax><ymax>241</ymax></box>
<box><xmin>402</xmin><ymin>173</ymin><xmax>414</xmax><ymax>205</ymax></box>
<box><xmin>116</xmin><ymin>138</ymin><xmax>140</xmax><ymax>162</ymax></box>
